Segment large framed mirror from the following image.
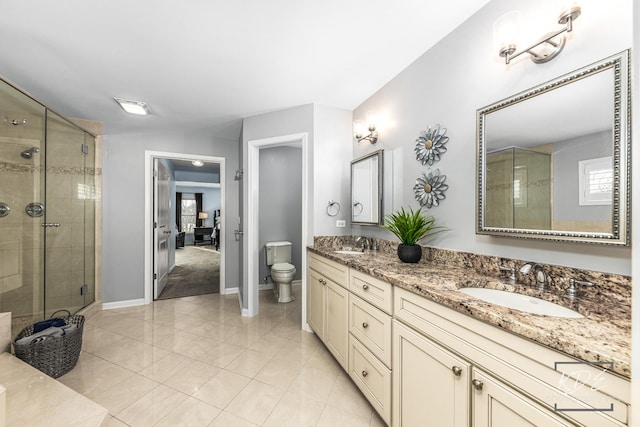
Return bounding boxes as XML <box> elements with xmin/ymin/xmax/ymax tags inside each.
<box><xmin>477</xmin><ymin>50</ymin><xmax>630</xmax><ymax>245</ymax></box>
<box><xmin>351</xmin><ymin>149</ymin><xmax>383</xmax><ymax>225</ymax></box>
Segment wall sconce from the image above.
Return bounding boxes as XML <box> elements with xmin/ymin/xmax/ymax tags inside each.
<box><xmin>494</xmin><ymin>4</ymin><xmax>581</xmax><ymax>65</ymax></box>
<box><xmin>354</xmin><ymin>112</ymin><xmax>378</xmax><ymax>144</ymax></box>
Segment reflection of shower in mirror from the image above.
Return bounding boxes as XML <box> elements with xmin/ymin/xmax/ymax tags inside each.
<box><xmin>20</xmin><ymin>147</ymin><xmax>40</xmax><ymax>159</ymax></box>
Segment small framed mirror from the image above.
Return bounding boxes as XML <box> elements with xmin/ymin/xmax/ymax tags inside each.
<box><xmin>477</xmin><ymin>51</ymin><xmax>630</xmax><ymax>245</ymax></box>
<box><xmin>351</xmin><ymin>149</ymin><xmax>383</xmax><ymax>225</ymax></box>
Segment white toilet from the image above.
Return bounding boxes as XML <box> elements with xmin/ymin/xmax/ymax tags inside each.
<box><xmin>265</xmin><ymin>241</ymin><xmax>296</xmax><ymax>303</ymax></box>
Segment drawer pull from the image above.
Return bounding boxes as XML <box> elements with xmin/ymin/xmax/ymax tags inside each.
<box><xmin>362</xmin><ymin>322</ymin><xmax>369</xmax><ymax>329</ymax></box>
<box><xmin>451</xmin><ymin>366</ymin><xmax>462</xmax><ymax>376</ymax></box>
<box><xmin>362</xmin><ymin>370</ymin><xmax>368</xmax><ymax>378</ymax></box>
<box><xmin>472</xmin><ymin>379</ymin><xmax>484</xmax><ymax>391</ymax></box>
<box><xmin>362</xmin><ymin>284</ymin><xmax>369</xmax><ymax>291</ymax></box>
<box><xmin>319</xmin><ymin>278</ymin><xmax>326</xmax><ymax>285</ymax></box>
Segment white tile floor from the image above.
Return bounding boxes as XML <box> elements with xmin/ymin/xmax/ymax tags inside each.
<box><xmin>59</xmin><ymin>287</ymin><xmax>385</xmax><ymax>426</ymax></box>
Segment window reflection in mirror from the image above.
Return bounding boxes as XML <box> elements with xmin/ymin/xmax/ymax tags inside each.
<box><xmin>351</xmin><ymin>150</ymin><xmax>383</xmax><ymax>225</ymax></box>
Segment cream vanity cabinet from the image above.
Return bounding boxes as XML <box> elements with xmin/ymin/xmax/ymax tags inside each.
<box><xmin>348</xmin><ymin>269</ymin><xmax>393</xmax><ymax>425</ymax></box>
<box><xmin>307</xmin><ymin>252</ymin><xmax>349</xmax><ymax>370</ymax></box>
<box><xmin>394</xmin><ymin>286</ymin><xmax>631</xmax><ymax>427</ymax></box>
<box><xmin>393</xmin><ymin>319</ymin><xmax>470</xmax><ymax>426</ymax></box>
<box><xmin>308</xmin><ymin>252</ymin><xmax>393</xmax><ymax>424</ymax></box>
<box><xmin>472</xmin><ymin>369</ymin><xmax>575</xmax><ymax>427</ymax></box>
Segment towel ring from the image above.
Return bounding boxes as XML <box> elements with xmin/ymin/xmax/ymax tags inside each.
<box><xmin>353</xmin><ymin>201</ymin><xmax>363</xmax><ymax>217</ymax></box>
<box><xmin>326</xmin><ymin>200</ymin><xmax>340</xmax><ymax>217</ymax></box>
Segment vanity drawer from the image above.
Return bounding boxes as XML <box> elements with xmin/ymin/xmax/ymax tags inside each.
<box><xmin>349</xmin><ymin>294</ymin><xmax>392</xmax><ymax>368</ymax></box>
<box><xmin>308</xmin><ymin>252</ymin><xmax>348</xmax><ymax>287</ymax></box>
<box><xmin>349</xmin><ymin>269</ymin><xmax>393</xmax><ymax>314</ymax></box>
<box><xmin>348</xmin><ymin>334</ymin><xmax>391</xmax><ymax>425</ymax></box>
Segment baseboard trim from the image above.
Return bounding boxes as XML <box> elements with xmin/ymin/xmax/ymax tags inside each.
<box><xmin>292</xmin><ymin>279</ymin><xmax>302</xmax><ymax>287</ymax></box>
<box><xmin>224</xmin><ymin>287</ymin><xmax>239</xmax><ymax>295</ymax></box>
<box><xmin>102</xmin><ymin>299</ymin><xmax>146</xmax><ymax>310</ymax></box>
<box><xmin>238</xmin><ymin>292</ymin><xmax>250</xmax><ymax>316</ymax></box>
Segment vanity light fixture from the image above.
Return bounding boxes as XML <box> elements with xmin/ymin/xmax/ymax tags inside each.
<box><xmin>494</xmin><ymin>4</ymin><xmax>581</xmax><ymax>65</ymax></box>
<box><xmin>113</xmin><ymin>97</ymin><xmax>151</xmax><ymax>115</ymax></box>
<box><xmin>353</xmin><ymin>112</ymin><xmax>378</xmax><ymax>144</ymax></box>
<box><xmin>192</xmin><ymin>160</ymin><xmax>204</xmax><ymax>167</ymax></box>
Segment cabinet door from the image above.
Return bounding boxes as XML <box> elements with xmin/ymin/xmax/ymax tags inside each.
<box><xmin>307</xmin><ymin>268</ymin><xmax>325</xmax><ymax>340</ymax></box>
<box><xmin>325</xmin><ymin>279</ymin><xmax>349</xmax><ymax>370</ymax></box>
<box><xmin>472</xmin><ymin>369</ymin><xmax>575</xmax><ymax>427</ymax></box>
<box><xmin>393</xmin><ymin>320</ymin><xmax>470</xmax><ymax>427</ymax></box>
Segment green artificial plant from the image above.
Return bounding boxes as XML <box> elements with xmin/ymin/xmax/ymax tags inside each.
<box><xmin>382</xmin><ymin>207</ymin><xmax>443</xmax><ymax>245</ymax></box>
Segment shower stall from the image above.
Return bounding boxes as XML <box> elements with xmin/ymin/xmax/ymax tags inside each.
<box><xmin>485</xmin><ymin>147</ymin><xmax>552</xmax><ymax>230</ymax></box>
<box><xmin>0</xmin><ymin>77</ymin><xmax>96</xmax><ymax>335</ymax></box>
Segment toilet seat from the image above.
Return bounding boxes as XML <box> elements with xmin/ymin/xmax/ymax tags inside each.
<box><xmin>272</xmin><ymin>262</ymin><xmax>296</xmax><ymax>273</ymax></box>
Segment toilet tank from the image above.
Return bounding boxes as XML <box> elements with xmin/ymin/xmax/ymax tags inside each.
<box><xmin>265</xmin><ymin>241</ymin><xmax>292</xmax><ymax>265</ymax></box>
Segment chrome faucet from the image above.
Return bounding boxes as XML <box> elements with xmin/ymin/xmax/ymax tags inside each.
<box><xmin>519</xmin><ymin>263</ymin><xmax>547</xmax><ymax>291</ymax></box>
<box><xmin>355</xmin><ymin>236</ymin><xmax>370</xmax><ymax>251</ymax></box>
<box><xmin>498</xmin><ymin>265</ymin><xmax>517</xmax><ymax>283</ymax></box>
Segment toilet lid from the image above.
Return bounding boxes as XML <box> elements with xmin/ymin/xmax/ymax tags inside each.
<box><xmin>272</xmin><ymin>262</ymin><xmax>296</xmax><ymax>272</ymax></box>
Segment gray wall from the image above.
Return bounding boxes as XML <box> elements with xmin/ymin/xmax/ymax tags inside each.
<box><xmin>313</xmin><ymin>105</ymin><xmax>353</xmax><ymax>235</ymax></box>
<box><xmin>258</xmin><ymin>146</ymin><xmax>303</xmax><ymax>284</ymax></box>
<box><xmin>242</xmin><ymin>104</ymin><xmax>314</xmax><ymax>309</ymax></box>
<box><xmin>553</xmin><ymin>131</ymin><xmax>612</xmax><ymax>222</ymax></box>
<box><xmin>101</xmin><ymin>128</ymin><xmax>240</xmax><ymax>303</ymax></box>
<box><xmin>241</xmin><ymin>104</ymin><xmax>352</xmax><ymax>309</ymax></box>
<box><xmin>352</xmin><ymin>0</ymin><xmax>632</xmax><ymax>275</ymax></box>
<box><xmin>175</xmin><ymin>170</ymin><xmax>220</xmax><ymax>182</ymax></box>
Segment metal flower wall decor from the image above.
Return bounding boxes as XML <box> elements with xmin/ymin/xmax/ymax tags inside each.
<box><xmin>414</xmin><ymin>169</ymin><xmax>448</xmax><ymax>208</ymax></box>
<box><xmin>415</xmin><ymin>124</ymin><xmax>448</xmax><ymax>165</ymax></box>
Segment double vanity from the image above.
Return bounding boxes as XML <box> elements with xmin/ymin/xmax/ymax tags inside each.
<box><xmin>307</xmin><ymin>239</ymin><xmax>631</xmax><ymax>427</ymax></box>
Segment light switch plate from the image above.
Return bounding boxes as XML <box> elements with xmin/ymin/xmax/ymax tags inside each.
<box><xmin>336</xmin><ymin>220</ymin><xmax>346</xmax><ymax>227</ymax></box>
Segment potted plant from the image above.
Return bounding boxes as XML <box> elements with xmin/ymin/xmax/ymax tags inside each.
<box><xmin>382</xmin><ymin>207</ymin><xmax>443</xmax><ymax>263</ymax></box>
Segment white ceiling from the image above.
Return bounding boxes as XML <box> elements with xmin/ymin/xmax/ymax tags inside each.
<box><xmin>0</xmin><ymin>0</ymin><xmax>490</xmax><ymax>139</ymax></box>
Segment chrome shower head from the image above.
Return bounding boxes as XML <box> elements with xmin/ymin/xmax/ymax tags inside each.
<box><xmin>20</xmin><ymin>147</ymin><xmax>40</xmax><ymax>159</ymax></box>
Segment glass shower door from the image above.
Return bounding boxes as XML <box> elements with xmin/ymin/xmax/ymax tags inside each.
<box><xmin>0</xmin><ymin>79</ymin><xmax>46</xmax><ymax>334</ymax></box>
<box><xmin>44</xmin><ymin>111</ymin><xmax>92</xmax><ymax>316</ymax></box>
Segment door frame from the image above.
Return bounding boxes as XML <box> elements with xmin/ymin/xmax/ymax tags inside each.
<box><xmin>144</xmin><ymin>150</ymin><xmax>226</xmax><ymax>305</ymax></box>
<box><xmin>245</xmin><ymin>132</ymin><xmax>310</xmax><ymax>327</ymax></box>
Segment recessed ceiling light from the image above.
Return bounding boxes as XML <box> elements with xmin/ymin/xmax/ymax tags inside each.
<box><xmin>192</xmin><ymin>160</ymin><xmax>204</xmax><ymax>167</ymax></box>
<box><xmin>113</xmin><ymin>97</ymin><xmax>150</xmax><ymax>115</ymax></box>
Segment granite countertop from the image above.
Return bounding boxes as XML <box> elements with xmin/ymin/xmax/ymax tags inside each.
<box><xmin>308</xmin><ymin>246</ymin><xmax>631</xmax><ymax>379</ymax></box>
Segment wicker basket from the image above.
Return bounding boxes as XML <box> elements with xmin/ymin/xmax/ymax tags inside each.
<box><xmin>13</xmin><ymin>312</ymin><xmax>85</xmax><ymax>378</ymax></box>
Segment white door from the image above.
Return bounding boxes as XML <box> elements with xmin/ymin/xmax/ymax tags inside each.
<box><xmin>154</xmin><ymin>159</ymin><xmax>171</xmax><ymax>299</ymax></box>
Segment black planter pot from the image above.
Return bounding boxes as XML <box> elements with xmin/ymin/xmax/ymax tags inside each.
<box><xmin>397</xmin><ymin>244</ymin><xmax>422</xmax><ymax>263</ymax></box>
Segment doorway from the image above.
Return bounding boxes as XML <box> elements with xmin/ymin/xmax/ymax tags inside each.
<box><xmin>244</xmin><ymin>133</ymin><xmax>311</xmax><ymax>329</ymax></box>
<box><xmin>144</xmin><ymin>151</ymin><xmax>226</xmax><ymax>305</ymax></box>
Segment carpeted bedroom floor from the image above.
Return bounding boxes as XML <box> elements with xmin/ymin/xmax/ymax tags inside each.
<box><xmin>158</xmin><ymin>245</ymin><xmax>220</xmax><ymax>300</ymax></box>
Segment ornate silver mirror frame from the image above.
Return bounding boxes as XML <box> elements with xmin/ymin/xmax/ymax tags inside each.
<box><xmin>476</xmin><ymin>50</ymin><xmax>630</xmax><ymax>245</ymax></box>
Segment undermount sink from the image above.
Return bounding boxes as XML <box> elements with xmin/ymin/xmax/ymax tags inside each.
<box><xmin>333</xmin><ymin>250</ymin><xmax>365</xmax><ymax>255</ymax></box>
<box><xmin>458</xmin><ymin>287</ymin><xmax>584</xmax><ymax>319</ymax></box>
